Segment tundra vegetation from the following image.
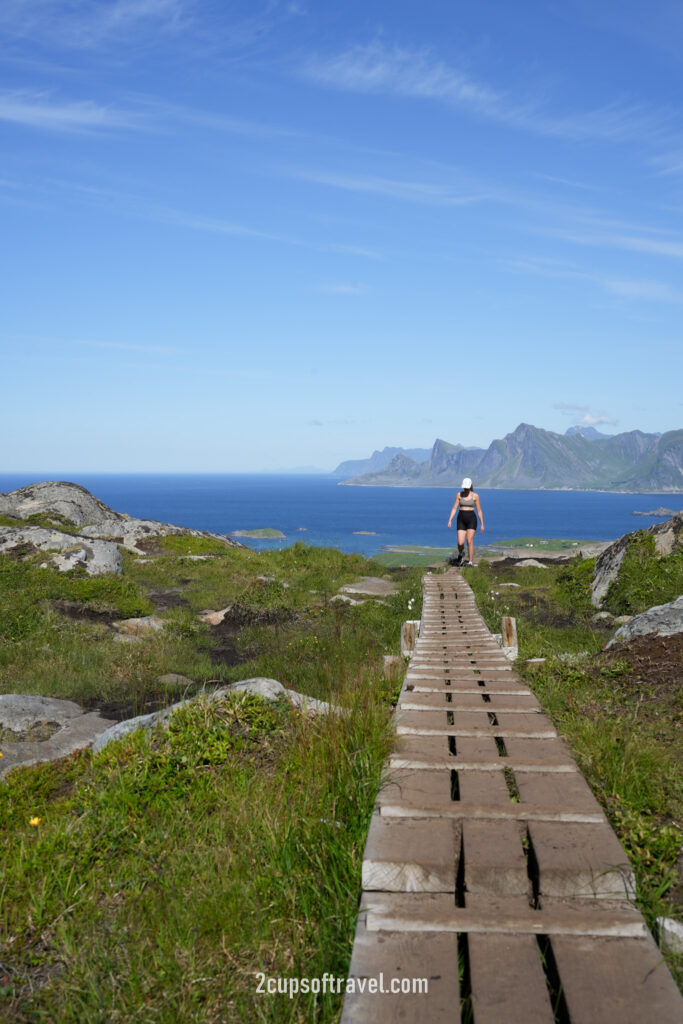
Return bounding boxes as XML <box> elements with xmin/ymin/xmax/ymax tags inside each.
<box><xmin>0</xmin><ymin>539</ymin><xmax>421</xmax><ymax>1022</ymax></box>
<box><xmin>464</xmin><ymin>541</ymin><xmax>683</xmax><ymax>988</ymax></box>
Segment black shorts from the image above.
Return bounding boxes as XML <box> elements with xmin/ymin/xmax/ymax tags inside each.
<box><xmin>456</xmin><ymin>510</ymin><xmax>477</xmax><ymax>532</ymax></box>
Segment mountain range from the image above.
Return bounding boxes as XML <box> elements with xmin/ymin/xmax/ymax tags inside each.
<box><xmin>338</xmin><ymin>424</ymin><xmax>683</xmax><ymax>492</ymax></box>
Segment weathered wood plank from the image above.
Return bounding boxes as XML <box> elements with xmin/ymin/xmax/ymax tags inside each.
<box><xmin>341</xmin><ymin>916</ymin><xmax>459</xmax><ymax>1023</ymax></box>
<box><xmin>462</xmin><ymin>819</ymin><xmax>530</xmax><ymax>896</ymax></box>
<box><xmin>528</xmin><ymin>820</ymin><xmax>636</xmax><ymax>899</ymax></box>
<box><xmin>549</xmin><ymin>933</ymin><xmax>683</xmax><ymax>1023</ymax></box>
<box><xmin>363</xmin><ymin>892</ymin><xmax>648</xmax><ymax>938</ymax></box>
<box><xmin>466</xmin><ymin>895</ymin><xmax>555</xmax><ymax>1024</ymax></box>
<box><xmin>516</xmin><ymin>771</ymin><xmax>603</xmax><ymax>814</ymax></box>
<box><xmin>362</xmin><ymin>814</ymin><xmax>459</xmax><ymax>892</ymax></box>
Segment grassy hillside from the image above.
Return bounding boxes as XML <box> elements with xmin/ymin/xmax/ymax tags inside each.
<box><xmin>0</xmin><ymin>542</ymin><xmax>422</xmax><ymax>1021</ymax></box>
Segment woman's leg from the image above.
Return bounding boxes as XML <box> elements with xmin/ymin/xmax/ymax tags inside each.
<box><xmin>456</xmin><ymin>529</ymin><xmax>466</xmax><ymax>559</ymax></box>
<box><xmin>466</xmin><ymin>528</ymin><xmax>476</xmax><ymax>563</ymax></box>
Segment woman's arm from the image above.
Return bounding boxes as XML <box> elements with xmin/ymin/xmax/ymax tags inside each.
<box><xmin>475</xmin><ymin>493</ymin><xmax>485</xmax><ymax>531</ymax></box>
<box><xmin>447</xmin><ymin>494</ymin><xmax>461</xmax><ymax>528</ymax></box>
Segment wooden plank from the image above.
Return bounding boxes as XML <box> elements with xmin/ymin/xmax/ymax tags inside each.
<box><xmin>379</xmin><ymin>801</ymin><xmax>604</xmax><ymax>824</ymax></box>
<box><xmin>503</xmin><ymin>736</ymin><xmax>575</xmax><ymax>763</ymax></box>
<box><xmin>528</xmin><ymin>821</ymin><xmax>636</xmax><ymax>899</ymax></box>
<box><xmin>462</xmin><ymin>819</ymin><xmax>530</xmax><ymax>896</ymax></box>
<box><xmin>550</xmin><ymin>933</ymin><xmax>683</xmax><ymax>1024</ymax></box>
<box><xmin>516</xmin><ymin>771</ymin><xmax>603</xmax><ymax>814</ymax></box>
<box><xmin>362</xmin><ymin>814</ymin><xmax>459</xmax><ymax>892</ymax></box>
<box><xmin>466</xmin><ymin>895</ymin><xmax>555</xmax><ymax>1024</ymax></box>
<box><xmin>341</xmin><ymin>916</ymin><xmax>459</xmax><ymax>1024</ymax></box>
<box><xmin>363</xmin><ymin>892</ymin><xmax>648</xmax><ymax>938</ymax></box>
<box><xmin>458</xmin><ymin>768</ymin><xmax>511</xmax><ymax>805</ymax></box>
<box><xmin>376</xmin><ymin>769</ymin><xmax>452</xmax><ymax>811</ymax></box>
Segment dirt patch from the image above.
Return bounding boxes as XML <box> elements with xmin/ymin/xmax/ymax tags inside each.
<box><xmin>51</xmin><ymin>599</ymin><xmax>119</xmax><ymax>624</ymax></box>
<box><xmin>602</xmin><ymin>632</ymin><xmax>683</xmax><ymax>701</ymax></box>
<box><xmin>148</xmin><ymin>589</ymin><xmax>189</xmax><ymax>612</ymax></box>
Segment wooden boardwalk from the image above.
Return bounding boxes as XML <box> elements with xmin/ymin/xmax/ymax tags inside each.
<box><xmin>342</xmin><ymin>568</ymin><xmax>682</xmax><ymax>1023</ymax></box>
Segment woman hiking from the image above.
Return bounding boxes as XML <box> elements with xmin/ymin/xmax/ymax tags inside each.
<box><xmin>447</xmin><ymin>477</ymin><xmax>485</xmax><ymax>566</ymax></box>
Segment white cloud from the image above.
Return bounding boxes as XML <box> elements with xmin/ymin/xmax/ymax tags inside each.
<box><xmin>554</xmin><ymin>402</ymin><xmax>617</xmax><ymax>426</ymax></box>
<box><xmin>0</xmin><ymin>90</ymin><xmax>142</xmax><ymax>132</ymax></box>
<box><xmin>320</xmin><ymin>282</ymin><xmax>367</xmax><ymax>294</ymax></box>
<box><xmin>302</xmin><ymin>42</ymin><xmax>670</xmax><ymax>144</ymax></box>
<box><xmin>291</xmin><ymin>168</ymin><xmax>493</xmax><ymax>206</ymax></box>
<box><xmin>0</xmin><ymin>0</ymin><xmax>187</xmax><ymax>48</ymax></box>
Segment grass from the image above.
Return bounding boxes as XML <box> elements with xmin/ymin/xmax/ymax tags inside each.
<box><xmin>1</xmin><ymin>538</ymin><xmax>420</xmax><ymax>1020</ymax></box>
<box><xmin>466</xmin><ymin>555</ymin><xmax>683</xmax><ymax>985</ymax></box>
<box><xmin>603</xmin><ymin>531</ymin><xmax>683</xmax><ymax>615</ymax></box>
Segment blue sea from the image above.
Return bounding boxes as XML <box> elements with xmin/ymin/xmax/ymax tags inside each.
<box><xmin>1</xmin><ymin>474</ymin><xmax>680</xmax><ymax>557</ymax></box>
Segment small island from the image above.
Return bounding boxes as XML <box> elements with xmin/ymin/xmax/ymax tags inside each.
<box><xmin>230</xmin><ymin>528</ymin><xmax>286</xmax><ymax>539</ymax></box>
<box><xmin>633</xmin><ymin>508</ymin><xmax>680</xmax><ymax>517</ymax></box>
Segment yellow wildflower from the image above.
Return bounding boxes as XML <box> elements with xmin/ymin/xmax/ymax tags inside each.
<box><xmin>29</xmin><ymin>817</ymin><xmax>41</xmax><ymax>827</ymax></box>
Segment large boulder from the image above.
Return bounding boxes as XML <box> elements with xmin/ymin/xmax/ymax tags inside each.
<box><xmin>0</xmin><ymin>481</ymin><xmax>242</xmax><ymax>561</ymax></box>
<box><xmin>0</xmin><ymin>525</ymin><xmax>123</xmax><ymax>575</ymax></box>
<box><xmin>606</xmin><ymin>596</ymin><xmax>683</xmax><ymax>647</ymax></box>
<box><xmin>591</xmin><ymin>512</ymin><xmax>683</xmax><ymax>607</ymax></box>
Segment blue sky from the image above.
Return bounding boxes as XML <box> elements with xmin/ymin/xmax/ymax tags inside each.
<box><xmin>2</xmin><ymin>0</ymin><xmax>682</xmax><ymax>472</ymax></box>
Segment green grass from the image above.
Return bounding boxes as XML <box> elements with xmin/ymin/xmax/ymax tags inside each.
<box><xmin>157</xmin><ymin>535</ymin><xmax>234</xmax><ymax>556</ymax></box>
<box><xmin>603</xmin><ymin>531</ymin><xmax>683</xmax><ymax>615</ymax></box>
<box><xmin>231</xmin><ymin>528</ymin><xmax>286</xmax><ymax>539</ymax></box>
<box><xmin>0</xmin><ymin>512</ymin><xmax>80</xmax><ymax>533</ymax></box>
<box><xmin>467</xmin><ymin>555</ymin><xmax>683</xmax><ymax>984</ymax></box>
<box><xmin>0</xmin><ymin>538</ymin><xmax>420</xmax><ymax>1020</ymax></box>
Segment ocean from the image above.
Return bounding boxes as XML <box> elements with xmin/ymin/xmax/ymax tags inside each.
<box><xmin>1</xmin><ymin>474</ymin><xmax>680</xmax><ymax>557</ymax></box>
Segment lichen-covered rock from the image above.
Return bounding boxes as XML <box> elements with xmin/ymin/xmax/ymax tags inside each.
<box><xmin>591</xmin><ymin>512</ymin><xmax>683</xmax><ymax>607</ymax></box>
<box><xmin>606</xmin><ymin>596</ymin><xmax>683</xmax><ymax>647</ymax></box>
<box><xmin>0</xmin><ymin>525</ymin><xmax>123</xmax><ymax>575</ymax></box>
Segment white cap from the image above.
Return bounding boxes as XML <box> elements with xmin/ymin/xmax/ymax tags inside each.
<box><xmin>461</xmin><ymin>478</ymin><xmax>472</xmax><ymax>489</ymax></box>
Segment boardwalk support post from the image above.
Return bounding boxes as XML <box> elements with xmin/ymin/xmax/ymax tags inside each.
<box><xmin>501</xmin><ymin>615</ymin><xmax>518</xmax><ymax>661</ymax></box>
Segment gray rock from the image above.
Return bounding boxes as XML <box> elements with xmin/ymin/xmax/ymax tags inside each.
<box><xmin>224</xmin><ymin>678</ymin><xmax>337</xmax><ymax>715</ymax></box>
<box><xmin>515</xmin><ymin>559</ymin><xmax>548</xmax><ymax>569</ymax></box>
<box><xmin>158</xmin><ymin>673</ymin><xmax>196</xmax><ymax>687</ymax></box>
<box><xmin>499</xmin><ymin>582</ymin><xmax>521</xmax><ymax>588</ymax></box>
<box><xmin>592</xmin><ymin>512</ymin><xmax>683</xmax><ymax>607</ymax></box>
<box><xmin>0</xmin><ymin>480</ymin><xmax>243</xmax><ymax>558</ymax></box>
<box><xmin>113</xmin><ymin>615</ymin><xmax>166</xmax><ymax>635</ymax></box>
<box><xmin>330</xmin><ymin>594</ymin><xmax>366</xmax><ymax>606</ymax></box>
<box><xmin>606</xmin><ymin>596</ymin><xmax>683</xmax><ymax>647</ymax></box>
<box><xmin>198</xmin><ymin>607</ymin><xmax>232</xmax><ymax>625</ymax></box>
<box><xmin>658</xmin><ymin>916</ymin><xmax>683</xmax><ymax>955</ymax></box>
<box><xmin>614</xmin><ymin>615</ymin><xmax>633</xmax><ymax>625</ymax></box>
<box><xmin>339</xmin><ymin>576</ymin><xmax>398</xmax><ymax>597</ymax></box>
<box><xmin>0</xmin><ymin>525</ymin><xmax>123</xmax><ymax>575</ymax></box>
<box><xmin>0</xmin><ymin>694</ymin><xmax>116</xmax><ymax>779</ymax></box>
<box><xmin>591</xmin><ymin>611</ymin><xmax>614</xmax><ymax>622</ymax></box>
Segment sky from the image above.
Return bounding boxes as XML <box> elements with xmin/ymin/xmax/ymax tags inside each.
<box><xmin>2</xmin><ymin>0</ymin><xmax>682</xmax><ymax>472</ymax></box>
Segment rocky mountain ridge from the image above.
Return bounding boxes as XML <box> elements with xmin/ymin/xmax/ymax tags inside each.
<box><xmin>340</xmin><ymin>424</ymin><xmax>683</xmax><ymax>491</ymax></box>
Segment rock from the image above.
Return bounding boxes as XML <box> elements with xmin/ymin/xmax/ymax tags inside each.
<box><xmin>158</xmin><ymin>673</ymin><xmax>196</xmax><ymax>687</ymax></box>
<box><xmin>112</xmin><ymin>633</ymin><xmax>146</xmax><ymax>644</ymax></box>
<box><xmin>657</xmin><ymin>917</ymin><xmax>683</xmax><ymax>955</ymax></box>
<box><xmin>0</xmin><ymin>525</ymin><xmax>123</xmax><ymax>575</ymax></box>
<box><xmin>606</xmin><ymin>596</ymin><xmax>683</xmax><ymax>647</ymax></box>
<box><xmin>339</xmin><ymin>576</ymin><xmax>398</xmax><ymax>598</ymax></box>
<box><xmin>0</xmin><ymin>481</ymin><xmax>243</xmax><ymax>558</ymax></box>
<box><xmin>198</xmin><ymin>607</ymin><xmax>232</xmax><ymax>626</ymax></box>
<box><xmin>113</xmin><ymin>615</ymin><xmax>166</xmax><ymax>635</ymax></box>
<box><xmin>614</xmin><ymin>615</ymin><xmax>633</xmax><ymax>625</ymax></box>
<box><xmin>592</xmin><ymin>512</ymin><xmax>683</xmax><ymax>606</ymax></box>
<box><xmin>0</xmin><ymin>694</ymin><xmax>116</xmax><ymax>778</ymax></box>
<box><xmin>526</xmin><ymin>658</ymin><xmax>547</xmax><ymax>665</ymax></box>
<box><xmin>224</xmin><ymin>678</ymin><xmax>337</xmax><ymax>716</ymax></box>
<box><xmin>591</xmin><ymin>611</ymin><xmax>614</xmax><ymax>622</ymax></box>
<box><xmin>499</xmin><ymin>582</ymin><xmax>521</xmax><ymax>588</ymax></box>
<box><xmin>515</xmin><ymin>559</ymin><xmax>548</xmax><ymax>569</ymax></box>
<box><xmin>330</xmin><ymin>594</ymin><xmax>366</xmax><ymax>606</ymax></box>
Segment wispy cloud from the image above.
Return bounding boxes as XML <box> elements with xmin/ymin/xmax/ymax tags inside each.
<box><xmin>503</xmin><ymin>255</ymin><xmax>683</xmax><ymax>303</ymax></box>
<box><xmin>0</xmin><ymin>0</ymin><xmax>187</xmax><ymax>49</ymax></box>
<box><xmin>291</xmin><ymin>168</ymin><xmax>494</xmax><ymax>206</ymax></box>
<box><xmin>554</xmin><ymin>402</ymin><xmax>617</xmax><ymax>426</ymax></box>
<box><xmin>302</xmin><ymin>42</ymin><xmax>671</xmax><ymax>144</ymax></box>
<box><xmin>73</xmin><ymin>338</ymin><xmax>181</xmax><ymax>355</ymax></box>
<box><xmin>552</xmin><ymin>228</ymin><xmax>683</xmax><ymax>260</ymax></box>
<box><xmin>319</xmin><ymin>282</ymin><xmax>367</xmax><ymax>294</ymax></box>
<box><xmin>0</xmin><ymin>90</ymin><xmax>143</xmax><ymax>132</ymax></box>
